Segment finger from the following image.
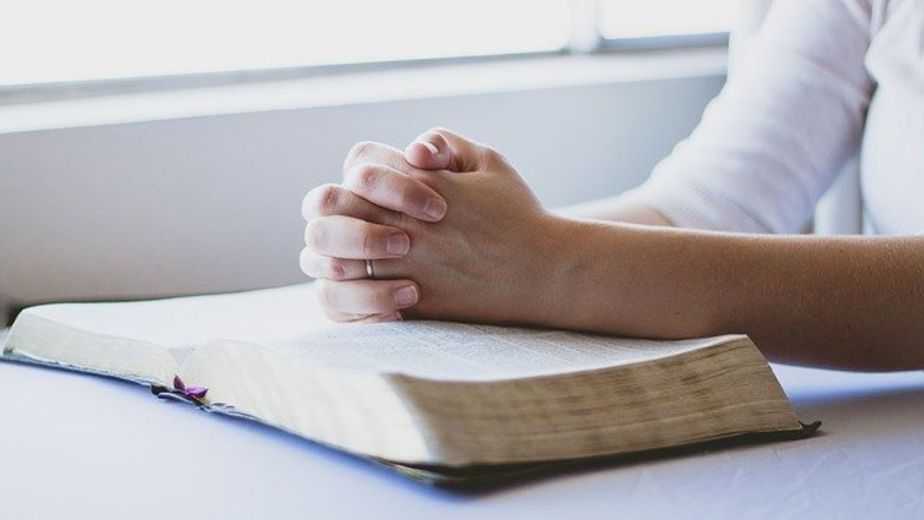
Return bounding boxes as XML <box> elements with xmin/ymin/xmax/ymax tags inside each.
<box><xmin>301</xmin><ymin>183</ymin><xmax>398</xmax><ymax>225</ymax></box>
<box><xmin>341</xmin><ymin>139</ymin><xmax>451</xmax><ymax>220</ymax></box>
<box><xmin>305</xmin><ymin>215</ymin><xmax>411</xmax><ymax>259</ymax></box>
<box><xmin>343</xmin><ymin>162</ymin><xmax>447</xmax><ymax>222</ymax></box>
<box><xmin>343</xmin><ymin>141</ymin><xmax>414</xmax><ymax>176</ymax></box>
<box><xmin>404</xmin><ymin>131</ymin><xmax>453</xmax><ymax>170</ymax></box>
<box><xmin>299</xmin><ymin>248</ymin><xmax>368</xmax><ymax>281</ymax></box>
<box><xmin>317</xmin><ymin>279</ymin><xmax>420</xmax><ymax>315</ymax></box>
<box><xmin>408</xmin><ymin>127</ymin><xmax>490</xmax><ymax>172</ymax></box>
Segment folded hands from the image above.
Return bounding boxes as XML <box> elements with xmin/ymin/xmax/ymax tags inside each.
<box><xmin>301</xmin><ymin>128</ymin><xmax>565</xmax><ymax>324</ymax></box>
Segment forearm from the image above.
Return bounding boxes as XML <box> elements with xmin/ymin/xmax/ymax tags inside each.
<box><xmin>537</xmin><ymin>217</ymin><xmax>924</xmax><ymax>371</ymax></box>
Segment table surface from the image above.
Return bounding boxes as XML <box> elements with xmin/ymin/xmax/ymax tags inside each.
<box><xmin>2</xmin><ymin>329</ymin><xmax>924</xmax><ymax>519</ymax></box>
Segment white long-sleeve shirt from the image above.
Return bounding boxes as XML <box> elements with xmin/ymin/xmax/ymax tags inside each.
<box><xmin>628</xmin><ymin>0</ymin><xmax>923</xmax><ymax>235</ymax></box>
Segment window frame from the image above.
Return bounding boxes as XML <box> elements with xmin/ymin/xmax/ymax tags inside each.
<box><xmin>0</xmin><ymin>50</ymin><xmax>570</xmax><ymax>105</ymax></box>
<box><xmin>598</xmin><ymin>32</ymin><xmax>728</xmax><ymax>51</ymax></box>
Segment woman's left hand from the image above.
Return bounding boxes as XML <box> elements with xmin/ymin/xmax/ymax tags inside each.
<box><xmin>301</xmin><ymin>128</ymin><xmax>566</xmax><ymax>324</ymax></box>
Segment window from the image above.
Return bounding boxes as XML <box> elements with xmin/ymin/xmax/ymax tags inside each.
<box><xmin>2</xmin><ymin>0</ymin><xmax>569</xmax><ymax>87</ymax></box>
<box><xmin>2</xmin><ymin>1</ymin><xmax>733</xmax><ymax>89</ymax></box>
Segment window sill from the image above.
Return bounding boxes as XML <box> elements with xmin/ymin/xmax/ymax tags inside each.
<box><xmin>0</xmin><ymin>47</ymin><xmax>726</xmax><ymax>135</ymax></box>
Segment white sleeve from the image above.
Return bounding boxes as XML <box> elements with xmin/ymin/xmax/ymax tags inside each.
<box><xmin>626</xmin><ymin>0</ymin><xmax>877</xmax><ymax>233</ymax></box>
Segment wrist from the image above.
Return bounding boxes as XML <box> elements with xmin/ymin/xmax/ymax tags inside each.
<box><xmin>534</xmin><ymin>218</ymin><xmax>733</xmax><ymax>337</ymax></box>
<box><xmin>523</xmin><ymin>213</ymin><xmax>591</xmax><ymax>328</ymax></box>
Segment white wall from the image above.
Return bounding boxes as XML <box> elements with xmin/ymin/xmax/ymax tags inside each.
<box><xmin>0</xmin><ymin>73</ymin><xmax>724</xmax><ymax>320</ymax></box>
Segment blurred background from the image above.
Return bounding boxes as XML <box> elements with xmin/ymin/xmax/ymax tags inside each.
<box><xmin>0</xmin><ymin>1</ymin><xmax>782</xmax><ymax>323</ymax></box>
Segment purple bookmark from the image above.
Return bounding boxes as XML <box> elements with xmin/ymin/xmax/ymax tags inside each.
<box><xmin>172</xmin><ymin>375</ymin><xmax>208</xmax><ymax>400</ymax></box>
<box><xmin>151</xmin><ymin>375</ymin><xmax>209</xmax><ymax>406</ymax></box>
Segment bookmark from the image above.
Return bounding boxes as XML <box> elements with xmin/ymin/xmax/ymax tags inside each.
<box><xmin>151</xmin><ymin>375</ymin><xmax>209</xmax><ymax>407</ymax></box>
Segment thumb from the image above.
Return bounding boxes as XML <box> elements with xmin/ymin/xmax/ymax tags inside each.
<box><xmin>404</xmin><ymin>127</ymin><xmax>484</xmax><ymax>173</ymax></box>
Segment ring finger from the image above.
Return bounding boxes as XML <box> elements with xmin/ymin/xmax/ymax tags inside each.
<box><xmin>300</xmin><ymin>248</ymin><xmax>368</xmax><ymax>280</ymax></box>
<box><xmin>300</xmin><ymin>249</ymin><xmax>404</xmax><ymax>281</ymax></box>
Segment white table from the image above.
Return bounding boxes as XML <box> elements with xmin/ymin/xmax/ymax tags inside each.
<box><xmin>2</xmin><ymin>329</ymin><xmax>924</xmax><ymax>519</ymax></box>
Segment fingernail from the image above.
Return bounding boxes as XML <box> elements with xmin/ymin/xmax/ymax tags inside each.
<box><xmin>386</xmin><ymin>233</ymin><xmax>410</xmax><ymax>255</ymax></box>
<box><xmin>419</xmin><ymin>140</ymin><xmax>439</xmax><ymax>155</ymax></box>
<box><xmin>422</xmin><ymin>197</ymin><xmax>447</xmax><ymax>221</ymax></box>
<box><xmin>394</xmin><ymin>285</ymin><xmax>418</xmax><ymax>307</ymax></box>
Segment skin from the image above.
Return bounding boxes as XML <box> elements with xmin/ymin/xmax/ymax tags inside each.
<box><xmin>301</xmin><ymin>128</ymin><xmax>924</xmax><ymax>371</ymax></box>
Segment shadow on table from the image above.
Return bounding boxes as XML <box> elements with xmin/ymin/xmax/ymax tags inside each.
<box><xmin>794</xmin><ymin>380</ymin><xmax>924</xmax><ymax>412</ymax></box>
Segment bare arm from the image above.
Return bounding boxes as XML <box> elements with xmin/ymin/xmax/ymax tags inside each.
<box><xmin>302</xmin><ymin>129</ymin><xmax>924</xmax><ymax>372</ymax></box>
<box><xmin>538</xmin><ymin>219</ymin><xmax>924</xmax><ymax>371</ymax></box>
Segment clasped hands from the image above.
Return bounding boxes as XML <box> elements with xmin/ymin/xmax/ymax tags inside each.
<box><xmin>301</xmin><ymin>128</ymin><xmax>566</xmax><ymax>325</ymax></box>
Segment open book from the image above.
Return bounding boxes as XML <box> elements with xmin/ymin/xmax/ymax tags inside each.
<box><xmin>1</xmin><ymin>284</ymin><xmax>815</xmax><ymax>485</ymax></box>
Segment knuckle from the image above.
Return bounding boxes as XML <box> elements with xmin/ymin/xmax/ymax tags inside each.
<box><xmin>344</xmin><ymin>141</ymin><xmax>375</xmax><ymax>171</ymax></box>
<box><xmin>304</xmin><ymin>184</ymin><xmax>339</xmax><ymax>218</ymax></box>
<box><xmin>353</xmin><ymin>164</ymin><xmax>380</xmax><ymax>191</ymax></box>
<box><xmin>327</xmin><ymin>258</ymin><xmax>347</xmax><ymax>280</ymax></box>
<box><xmin>316</xmin><ymin>184</ymin><xmax>340</xmax><ymax>215</ymax></box>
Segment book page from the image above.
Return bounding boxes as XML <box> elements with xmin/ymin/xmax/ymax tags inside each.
<box><xmin>3</xmin><ymin>284</ymin><xmax>328</xmax><ymax>382</ymax></box>
<box><xmin>14</xmin><ymin>283</ymin><xmax>329</xmax><ymax>349</ymax></box>
<box><xmin>7</xmin><ymin>283</ymin><xmax>743</xmax><ymax>382</ymax></box>
<box><xmin>264</xmin><ymin>320</ymin><xmax>743</xmax><ymax>381</ymax></box>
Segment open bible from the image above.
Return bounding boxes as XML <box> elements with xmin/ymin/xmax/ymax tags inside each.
<box><xmin>1</xmin><ymin>284</ymin><xmax>815</xmax><ymax>485</ymax></box>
